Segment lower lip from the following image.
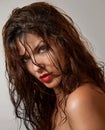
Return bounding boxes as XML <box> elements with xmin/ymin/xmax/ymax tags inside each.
<box><xmin>40</xmin><ymin>75</ymin><xmax>52</xmax><ymax>83</ymax></box>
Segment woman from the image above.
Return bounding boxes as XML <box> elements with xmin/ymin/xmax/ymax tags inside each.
<box><xmin>2</xmin><ymin>2</ymin><xmax>105</xmax><ymax>130</ymax></box>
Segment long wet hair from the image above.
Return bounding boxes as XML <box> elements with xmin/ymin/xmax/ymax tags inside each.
<box><xmin>2</xmin><ymin>2</ymin><xmax>105</xmax><ymax>130</ymax></box>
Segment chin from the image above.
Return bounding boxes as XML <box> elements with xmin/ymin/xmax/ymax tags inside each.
<box><xmin>40</xmin><ymin>75</ymin><xmax>62</xmax><ymax>90</ymax></box>
<box><xmin>44</xmin><ymin>79</ymin><xmax>61</xmax><ymax>89</ymax></box>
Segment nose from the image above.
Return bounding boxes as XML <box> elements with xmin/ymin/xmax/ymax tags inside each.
<box><xmin>31</xmin><ymin>60</ymin><xmax>45</xmax><ymax>73</ymax></box>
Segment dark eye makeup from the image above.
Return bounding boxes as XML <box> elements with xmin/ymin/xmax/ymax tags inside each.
<box><xmin>20</xmin><ymin>54</ymin><xmax>31</xmax><ymax>63</ymax></box>
<box><xmin>37</xmin><ymin>44</ymin><xmax>49</xmax><ymax>54</ymax></box>
<box><xmin>19</xmin><ymin>42</ymin><xmax>50</xmax><ymax>63</ymax></box>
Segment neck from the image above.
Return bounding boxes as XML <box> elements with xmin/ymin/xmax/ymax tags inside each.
<box><xmin>53</xmin><ymin>87</ymin><xmax>65</xmax><ymax>106</ymax></box>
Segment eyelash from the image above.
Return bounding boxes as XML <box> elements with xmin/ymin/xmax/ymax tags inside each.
<box><xmin>21</xmin><ymin>56</ymin><xmax>30</xmax><ymax>63</ymax></box>
<box><xmin>37</xmin><ymin>44</ymin><xmax>49</xmax><ymax>54</ymax></box>
<box><xmin>20</xmin><ymin>44</ymin><xmax>50</xmax><ymax>63</ymax></box>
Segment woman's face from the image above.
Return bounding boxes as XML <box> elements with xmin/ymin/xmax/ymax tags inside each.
<box><xmin>18</xmin><ymin>33</ymin><xmax>65</xmax><ymax>90</ymax></box>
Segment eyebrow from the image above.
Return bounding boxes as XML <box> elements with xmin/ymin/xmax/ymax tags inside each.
<box><xmin>19</xmin><ymin>52</ymin><xmax>29</xmax><ymax>60</ymax></box>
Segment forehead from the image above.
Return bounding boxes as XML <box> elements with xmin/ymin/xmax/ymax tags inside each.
<box><xmin>17</xmin><ymin>33</ymin><xmax>43</xmax><ymax>55</ymax></box>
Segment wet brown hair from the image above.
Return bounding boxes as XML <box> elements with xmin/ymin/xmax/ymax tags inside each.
<box><xmin>2</xmin><ymin>2</ymin><xmax>105</xmax><ymax>130</ymax></box>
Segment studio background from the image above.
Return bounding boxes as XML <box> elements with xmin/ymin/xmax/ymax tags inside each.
<box><xmin>0</xmin><ymin>0</ymin><xmax>105</xmax><ymax>130</ymax></box>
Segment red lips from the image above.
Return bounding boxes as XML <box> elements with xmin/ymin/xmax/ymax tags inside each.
<box><xmin>40</xmin><ymin>73</ymin><xmax>52</xmax><ymax>83</ymax></box>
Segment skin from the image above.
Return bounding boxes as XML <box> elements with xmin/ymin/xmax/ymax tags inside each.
<box><xmin>66</xmin><ymin>83</ymin><xmax>105</xmax><ymax>130</ymax></box>
<box><xmin>18</xmin><ymin>33</ymin><xmax>105</xmax><ymax>130</ymax></box>
<box><xmin>18</xmin><ymin>33</ymin><xmax>64</xmax><ymax>92</ymax></box>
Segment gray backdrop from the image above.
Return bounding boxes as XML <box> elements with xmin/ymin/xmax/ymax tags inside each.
<box><xmin>0</xmin><ymin>0</ymin><xmax>105</xmax><ymax>129</ymax></box>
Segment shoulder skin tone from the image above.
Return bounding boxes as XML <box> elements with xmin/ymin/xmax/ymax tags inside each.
<box><xmin>66</xmin><ymin>83</ymin><xmax>105</xmax><ymax>130</ymax></box>
<box><xmin>18</xmin><ymin>34</ymin><xmax>105</xmax><ymax>130</ymax></box>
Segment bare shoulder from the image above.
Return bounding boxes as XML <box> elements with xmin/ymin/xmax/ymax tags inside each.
<box><xmin>66</xmin><ymin>83</ymin><xmax>105</xmax><ymax>110</ymax></box>
<box><xmin>66</xmin><ymin>83</ymin><xmax>105</xmax><ymax>130</ymax></box>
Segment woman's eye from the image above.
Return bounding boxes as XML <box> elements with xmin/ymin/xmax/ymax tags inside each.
<box><xmin>38</xmin><ymin>45</ymin><xmax>49</xmax><ymax>53</ymax></box>
<box><xmin>21</xmin><ymin>56</ymin><xmax>30</xmax><ymax>63</ymax></box>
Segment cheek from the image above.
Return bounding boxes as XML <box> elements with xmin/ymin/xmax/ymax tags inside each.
<box><xmin>51</xmin><ymin>46</ymin><xmax>65</xmax><ymax>69</ymax></box>
<box><xmin>57</xmin><ymin>50</ymin><xmax>66</xmax><ymax>70</ymax></box>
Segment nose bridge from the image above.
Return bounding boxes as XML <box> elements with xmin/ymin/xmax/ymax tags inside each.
<box><xmin>33</xmin><ymin>63</ymin><xmax>39</xmax><ymax>72</ymax></box>
<box><xmin>32</xmin><ymin>54</ymin><xmax>44</xmax><ymax>65</ymax></box>
<box><xmin>30</xmin><ymin>55</ymin><xmax>44</xmax><ymax>72</ymax></box>
<box><xmin>30</xmin><ymin>60</ymin><xmax>40</xmax><ymax>72</ymax></box>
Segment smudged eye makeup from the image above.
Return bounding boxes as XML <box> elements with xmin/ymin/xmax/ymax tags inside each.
<box><xmin>20</xmin><ymin>42</ymin><xmax>50</xmax><ymax>64</ymax></box>
<box><xmin>20</xmin><ymin>54</ymin><xmax>31</xmax><ymax>63</ymax></box>
<box><xmin>37</xmin><ymin>44</ymin><xmax>50</xmax><ymax>54</ymax></box>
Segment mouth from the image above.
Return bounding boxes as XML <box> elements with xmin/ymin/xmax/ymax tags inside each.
<box><xmin>40</xmin><ymin>73</ymin><xmax>52</xmax><ymax>83</ymax></box>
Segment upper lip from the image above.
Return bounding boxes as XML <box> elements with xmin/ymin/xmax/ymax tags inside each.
<box><xmin>40</xmin><ymin>72</ymin><xmax>52</xmax><ymax>79</ymax></box>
